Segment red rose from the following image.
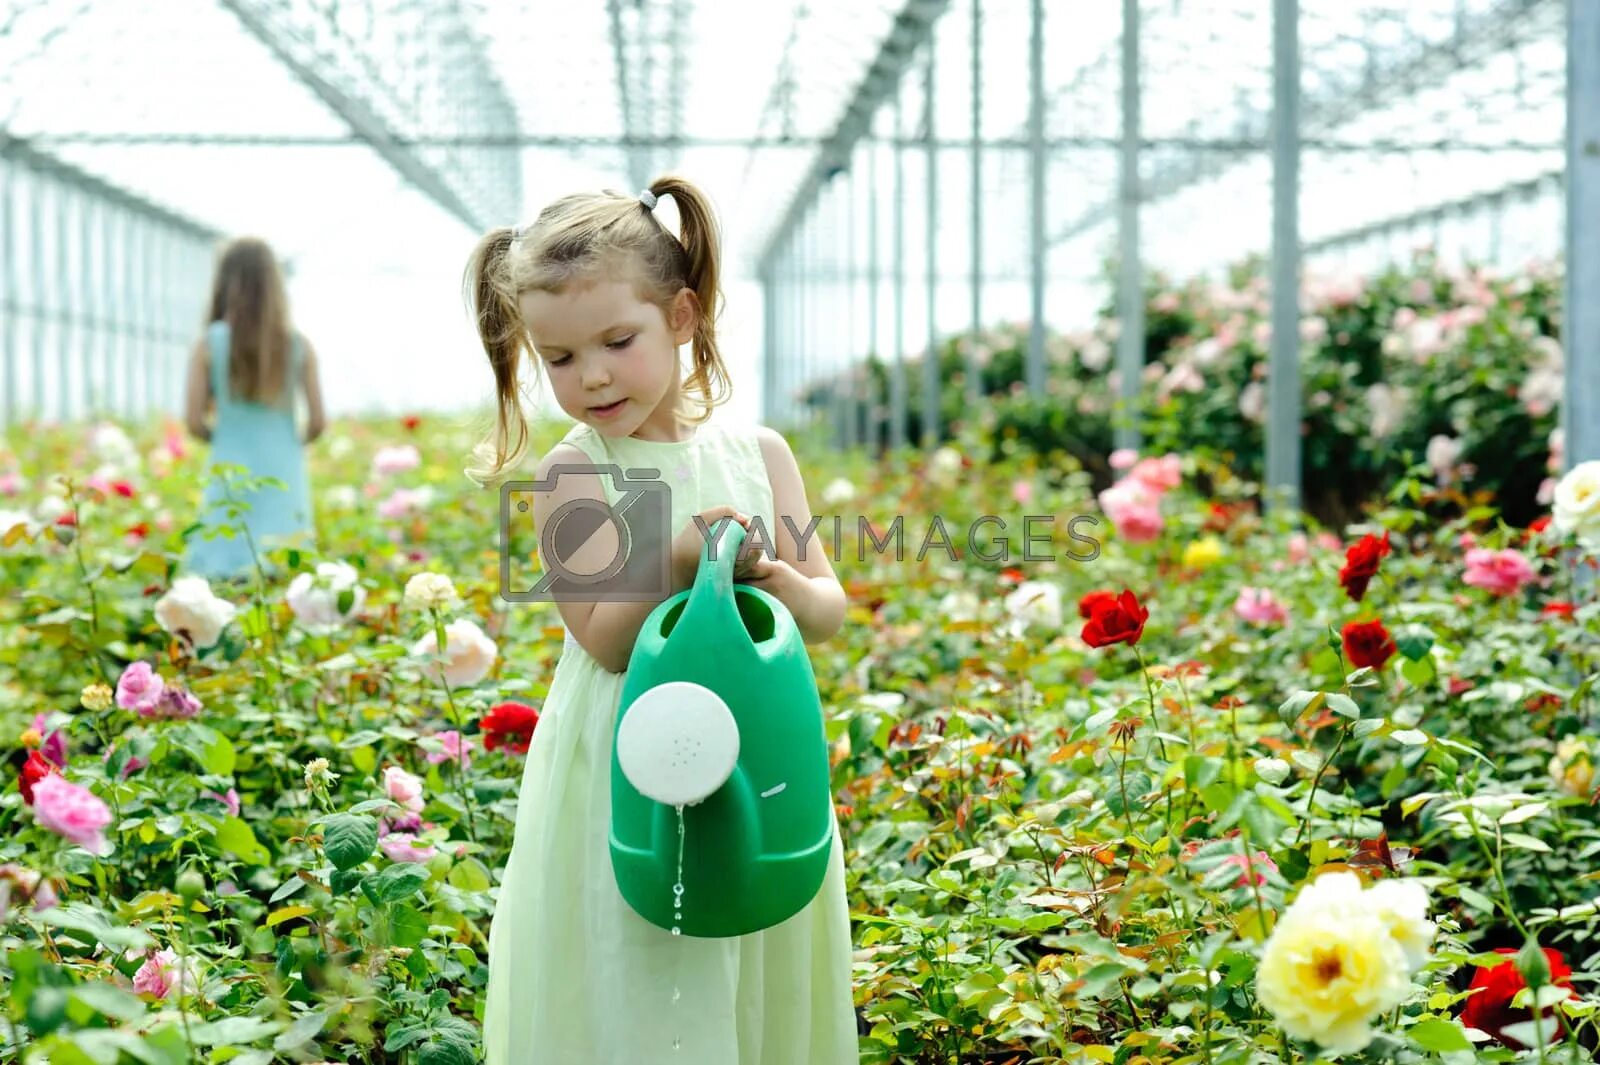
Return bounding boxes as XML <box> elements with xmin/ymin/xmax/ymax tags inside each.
<box><xmin>1338</xmin><ymin>531</ymin><xmax>1391</xmax><ymax>602</ymax></box>
<box><xmin>1341</xmin><ymin>618</ymin><xmax>1397</xmax><ymax>669</ymax></box>
<box><xmin>1542</xmin><ymin>601</ymin><xmax>1576</xmax><ymax>620</ymax></box>
<box><xmin>126</xmin><ymin>522</ymin><xmax>149</xmax><ymax>540</ymax></box>
<box><xmin>20</xmin><ymin>750</ymin><xmax>57</xmax><ymax>806</ymax></box>
<box><xmin>55</xmin><ymin>512</ymin><xmax>76</xmax><ymax>528</ymax></box>
<box><xmin>111</xmin><ymin>481</ymin><xmax>135</xmax><ymax>499</ymax></box>
<box><xmin>481</xmin><ymin>701</ymin><xmax>540</xmax><ymax>754</ymax></box>
<box><xmin>1460</xmin><ymin>947</ymin><xmax>1573</xmax><ymax>1048</ymax></box>
<box><xmin>998</xmin><ymin>567</ymin><xmax>1023</xmax><ymax>586</ymax></box>
<box><xmin>1082</xmin><ymin>590</ymin><xmax>1149</xmax><ymax>648</ymax></box>
<box><xmin>403</xmin><ymin>415</ymin><xmax>422</xmax><ymax>432</ymax></box>
<box><xmin>1077</xmin><ymin>589</ymin><xmax>1120</xmax><ymax>620</ymax></box>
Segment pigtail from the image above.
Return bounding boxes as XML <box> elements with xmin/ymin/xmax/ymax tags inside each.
<box><xmin>462</xmin><ymin>227</ymin><xmax>531</xmax><ymax>486</ymax></box>
<box><xmin>649</xmin><ymin>175</ymin><xmax>732</xmax><ymax>421</ymax></box>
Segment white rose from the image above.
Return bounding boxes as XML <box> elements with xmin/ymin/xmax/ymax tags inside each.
<box><xmin>404</xmin><ymin>572</ymin><xmax>459</xmax><ymax>611</ymax></box>
<box><xmin>285</xmin><ymin>562</ymin><xmax>365</xmax><ymax>631</ymax></box>
<box><xmin>154</xmin><ymin>576</ymin><xmax>238</xmax><ymax>650</ymax></box>
<box><xmin>1003</xmin><ymin>580</ymin><xmax>1062</xmax><ymax>632</ymax></box>
<box><xmin>412</xmin><ymin>618</ymin><xmax>497</xmax><ymax>688</ymax></box>
<box><xmin>1552</xmin><ymin>460</ymin><xmax>1600</xmax><ymax>547</ymax></box>
<box><xmin>937</xmin><ymin>588</ymin><xmax>981</xmax><ymax>622</ymax></box>
<box><xmin>325</xmin><ymin>486</ymin><xmax>359</xmax><ymax>510</ymax></box>
<box><xmin>820</xmin><ymin>477</ymin><xmax>856</xmax><ymax>508</ymax></box>
<box><xmin>927</xmin><ymin>446</ymin><xmax>963</xmax><ymax>485</ymax></box>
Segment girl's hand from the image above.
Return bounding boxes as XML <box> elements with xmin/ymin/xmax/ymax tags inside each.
<box><xmin>732</xmin><ymin>519</ymin><xmax>776</xmax><ymax>582</ymax></box>
<box><xmin>671</xmin><ymin>506</ymin><xmax>749</xmax><ymax>588</ymax></box>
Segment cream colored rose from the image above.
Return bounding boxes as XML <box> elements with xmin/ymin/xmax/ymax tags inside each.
<box><xmin>154</xmin><ymin>577</ymin><xmax>238</xmax><ymax>650</ymax></box>
<box><xmin>1550</xmin><ymin>737</ymin><xmax>1594</xmax><ymax>798</ymax></box>
<box><xmin>403</xmin><ymin>572</ymin><xmax>459</xmax><ymax>611</ymax></box>
<box><xmin>1003</xmin><ymin>580</ymin><xmax>1062</xmax><ymax>632</ymax></box>
<box><xmin>1256</xmin><ymin>872</ymin><xmax>1415</xmax><ymax>1055</ymax></box>
<box><xmin>1552</xmin><ymin>460</ymin><xmax>1600</xmax><ymax>547</ymax></box>
<box><xmin>412</xmin><ymin>618</ymin><xmax>497</xmax><ymax>688</ymax></box>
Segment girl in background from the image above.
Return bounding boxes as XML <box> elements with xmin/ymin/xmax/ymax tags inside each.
<box><xmin>182</xmin><ymin>236</ymin><xmax>326</xmax><ymax>579</ymax></box>
<box><xmin>465</xmin><ymin>176</ymin><xmax>858</xmax><ymax>1063</ymax></box>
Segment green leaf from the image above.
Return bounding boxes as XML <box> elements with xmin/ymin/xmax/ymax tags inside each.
<box><xmin>417</xmin><ymin>1034</ymin><xmax>478</xmax><ymax>1065</ymax></box>
<box><xmin>184</xmin><ymin>1016</ymin><xmax>284</xmax><ymax>1046</ymax></box>
<box><xmin>337</xmin><ymin>588</ymin><xmax>356</xmax><ymax>615</ymax></box>
<box><xmin>386</xmin><ymin>903</ymin><xmax>430</xmax><ymax>947</ymax></box>
<box><xmin>1277</xmin><ymin>690</ymin><xmax>1324</xmax><ymax>726</ymax></box>
<box><xmin>1408</xmin><ymin>1016</ymin><xmax>1473</xmax><ymax>1053</ymax></box>
<box><xmin>42</xmin><ymin>903</ymin><xmax>154</xmax><ymax>950</ymax></box>
<box><xmin>1394</xmin><ymin>625</ymin><xmax>1436</xmax><ymax>662</ymax></box>
<box><xmin>1324</xmin><ymin>693</ymin><xmax>1360</xmax><ymax>720</ymax></box>
<box><xmin>215</xmin><ymin>816</ymin><xmax>271</xmax><ymax>865</ymax></box>
<box><xmin>446</xmin><ymin>857</ymin><xmax>493</xmax><ymax>893</ymax></box>
<box><xmin>1389</xmin><ymin>728</ymin><xmax>1429</xmax><ymax>746</ymax></box>
<box><xmin>1503</xmin><ymin>832</ymin><xmax>1552</xmax><ymax>853</ymax></box>
<box><xmin>182</xmin><ymin>724</ymin><xmax>236</xmax><ymax>776</ymax></box>
<box><xmin>323</xmin><ymin>813</ymin><xmax>379</xmax><ymax>871</ymax></box>
<box><xmin>272</xmin><ymin>1008</ymin><xmax>329</xmax><ymax>1051</ymax></box>
<box><xmin>68</xmin><ymin>983</ymin><xmax>146</xmax><ymax>1023</ymax></box>
<box><xmin>364</xmin><ymin>863</ymin><xmax>431</xmax><ymax>905</ymax></box>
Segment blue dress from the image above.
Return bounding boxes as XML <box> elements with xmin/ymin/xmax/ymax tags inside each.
<box><xmin>182</xmin><ymin>320</ymin><xmax>314</xmax><ymax>579</ymax></box>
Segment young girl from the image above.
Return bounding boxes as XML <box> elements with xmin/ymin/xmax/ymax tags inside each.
<box><xmin>465</xmin><ymin>176</ymin><xmax>859</xmax><ymax>1063</ymax></box>
<box><xmin>182</xmin><ymin>237</ymin><xmax>326</xmax><ymax>579</ymax></box>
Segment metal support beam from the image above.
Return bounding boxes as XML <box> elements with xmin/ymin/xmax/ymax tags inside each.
<box><xmin>891</xmin><ymin>89</ymin><xmax>908</xmax><ymax>452</ymax></box>
<box><xmin>1267</xmin><ymin>0</ymin><xmax>1302</xmax><ymax>513</ymax></box>
<box><xmin>756</xmin><ymin>0</ymin><xmax>951</xmax><ymax>277</ymax></box>
<box><xmin>1026</xmin><ymin>0</ymin><xmax>1046</xmax><ymax>393</ymax></box>
<box><xmin>217</xmin><ymin>0</ymin><xmax>520</xmax><ymax>230</ymax></box>
<box><xmin>968</xmin><ymin>0</ymin><xmax>983</xmax><ymax>408</ymax></box>
<box><xmin>1568</xmin><ymin>0</ymin><xmax>1600</xmax><ymax>473</ymax></box>
<box><xmin>1114</xmin><ymin>0</ymin><xmax>1143</xmax><ymax>452</ymax></box>
<box><xmin>923</xmin><ymin>49</ymin><xmax>940</xmax><ymax>448</ymax></box>
<box><xmin>0</xmin><ymin>157</ymin><xmax>13</xmax><ymax>428</ymax></box>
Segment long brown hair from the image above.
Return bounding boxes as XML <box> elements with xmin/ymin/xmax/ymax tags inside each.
<box><xmin>462</xmin><ymin>174</ymin><xmax>731</xmax><ymax>485</ymax></box>
<box><xmin>208</xmin><ymin>237</ymin><xmax>292</xmax><ymax>405</ymax></box>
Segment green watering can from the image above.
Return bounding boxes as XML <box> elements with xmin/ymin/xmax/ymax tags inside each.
<box><xmin>609</xmin><ymin>517</ymin><xmax>835</xmax><ymax>938</ymax></box>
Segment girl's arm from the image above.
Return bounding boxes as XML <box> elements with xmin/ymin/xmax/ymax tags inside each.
<box><xmin>738</xmin><ymin>426</ymin><xmax>847</xmax><ymax>645</ymax></box>
<box><xmin>300</xmin><ymin>337</ymin><xmax>328</xmax><ymax>444</ymax></box>
<box><xmin>182</xmin><ymin>338</ymin><xmax>212</xmax><ymax>442</ymax></box>
<box><xmin>529</xmin><ymin>445</ymin><xmax>703</xmax><ymax>674</ymax></box>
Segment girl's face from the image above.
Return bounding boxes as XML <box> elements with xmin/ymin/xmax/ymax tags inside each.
<box><xmin>521</xmin><ymin>275</ymin><xmax>697</xmax><ymax>441</ymax></box>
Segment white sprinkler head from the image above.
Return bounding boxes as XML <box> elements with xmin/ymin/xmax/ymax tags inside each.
<box><xmin>616</xmin><ymin>681</ymin><xmax>741</xmax><ymax>807</ymax></box>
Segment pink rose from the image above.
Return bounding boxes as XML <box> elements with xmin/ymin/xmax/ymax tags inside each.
<box><xmin>31</xmin><ymin>774</ymin><xmax>113</xmax><ymax>855</ymax></box>
<box><xmin>115</xmin><ymin>662</ymin><xmax>165</xmax><ymax>714</ymax></box>
<box><xmin>202</xmin><ymin>788</ymin><xmax>241</xmax><ymax>817</ymax></box>
<box><xmin>1109</xmin><ymin>448</ymin><xmax>1139</xmax><ymax>471</ymax></box>
<box><xmin>422</xmin><ymin>731</ymin><xmax>472</xmax><ymax>770</ymax></box>
<box><xmin>1233</xmin><ymin>587</ymin><xmax>1290</xmax><ymax>627</ymax></box>
<box><xmin>0</xmin><ymin>471</ymin><xmax>21</xmax><ymax>496</ymax></box>
<box><xmin>131</xmin><ymin>948</ymin><xmax>194</xmax><ymax>1000</ymax></box>
<box><xmin>383</xmin><ymin>766</ymin><xmax>425</xmax><ymax>813</ymax></box>
<box><xmin>1220</xmin><ymin>850</ymin><xmax>1278</xmax><ymax>887</ymax></box>
<box><xmin>0</xmin><ymin>863</ymin><xmax>59</xmax><ymax>922</ymax></box>
<box><xmin>147</xmin><ymin>683</ymin><xmax>202</xmax><ymax>721</ymax></box>
<box><xmin>1463</xmin><ymin>548</ymin><xmax>1537</xmax><ymax>598</ymax></box>
<box><xmin>1130</xmin><ymin>454</ymin><xmax>1182</xmax><ymax>495</ymax></box>
<box><xmin>1011</xmin><ymin>479</ymin><xmax>1033</xmax><ymax>506</ymax></box>
<box><xmin>1097</xmin><ymin>477</ymin><xmax>1164</xmax><ymax>542</ymax></box>
<box><xmin>379</xmin><ymin>832</ymin><xmax>438</xmax><ymax>864</ymax></box>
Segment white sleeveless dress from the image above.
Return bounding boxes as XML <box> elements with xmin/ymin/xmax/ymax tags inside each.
<box><xmin>483</xmin><ymin>419</ymin><xmax>859</xmax><ymax>1064</ymax></box>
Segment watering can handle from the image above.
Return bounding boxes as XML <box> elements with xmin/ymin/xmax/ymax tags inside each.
<box><xmin>697</xmin><ymin>515</ymin><xmax>747</xmax><ymax>597</ymax></box>
<box><xmin>671</xmin><ymin>516</ymin><xmax>747</xmax><ymax>644</ymax></box>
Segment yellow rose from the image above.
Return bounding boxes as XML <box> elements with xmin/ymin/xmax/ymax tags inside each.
<box><xmin>80</xmin><ymin>683</ymin><xmax>114</xmax><ymax>711</ymax></box>
<box><xmin>1256</xmin><ymin>872</ymin><xmax>1414</xmax><ymax>1055</ymax></box>
<box><xmin>1182</xmin><ymin>536</ymin><xmax>1224</xmax><ymax>570</ymax></box>
<box><xmin>1550</xmin><ymin>738</ymin><xmax>1594</xmax><ymax>797</ymax></box>
<box><xmin>19</xmin><ymin>728</ymin><xmax>41</xmax><ymax>748</ymax></box>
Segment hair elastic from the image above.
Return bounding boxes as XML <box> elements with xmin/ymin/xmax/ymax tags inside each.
<box><xmin>639</xmin><ymin>189</ymin><xmax>658</xmax><ymax>211</ymax></box>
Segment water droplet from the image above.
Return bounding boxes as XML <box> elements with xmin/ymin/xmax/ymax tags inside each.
<box><xmin>672</xmin><ymin>985</ymin><xmax>681</xmax><ymax>1002</ymax></box>
<box><xmin>671</xmin><ymin>927</ymin><xmax>681</xmax><ymax>936</ymax></box>
<box><xmin>673</xmin><ymin>1037</ymin><xmax>682</xmax><ymax>1050</ymax></box>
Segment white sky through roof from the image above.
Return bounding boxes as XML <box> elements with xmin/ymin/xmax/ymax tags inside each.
<box><xmin>1</xmin><ymin>0</ymin><xmax>1568</xmax><ymax>418</ymax></box>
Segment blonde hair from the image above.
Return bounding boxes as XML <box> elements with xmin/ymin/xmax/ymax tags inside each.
<box><xmin>462</xmin><ymin>174</ymin><xmax>731</xmax><ymax>485</ymax></box>
<box><xmin>208</xmin><ymin>236</ymin><xmax>293</xmax><ymax>405</ymax></box>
